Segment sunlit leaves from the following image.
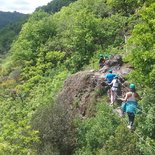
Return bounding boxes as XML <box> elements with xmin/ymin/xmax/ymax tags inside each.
<box><xmin>128</xmin><ymin>2</ymin><xmax>155</xmax><ymax>86</ymax></box>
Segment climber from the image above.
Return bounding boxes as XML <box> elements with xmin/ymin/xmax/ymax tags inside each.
<box><xmin>118</xmin><ymin>84</ymin><xmax>141</xmax><ymax>129</ymax></box>
<box><xmin>104</xmin><ymin>69</ymin><xmax>117</xmax><ymax>98</ymax></box>
<box><xmin>99</xmin><ymin>54</ymin><xmax>105</xmax><ymax>68</ymax></box>
<box><xmin>109</xmin><ymin>75</ymin><xmax>121</xmax><ymax>105</ymax></box>
<box><xmin>105</xmin><ymin>69</ymin><xmax>116</xmax><ymax>83</ymax></box>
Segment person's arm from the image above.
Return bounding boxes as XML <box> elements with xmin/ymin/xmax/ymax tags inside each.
<box><xmin>104</xmin><ymin>74</ymin><xmax>107</xmax><ymax>81</ymax></box>
<box><xmin>108</xmin><ymin>80</ymin><xmax>113</xmax><ymax>86</ymax></box>
<box><xmin>118</xmin><ymin>93</ymin><xmax>129</xmax><ymax>101</ymax></box>
<box><xmin>102</xmin><ymin>75</ymin><xmax>106</xmax><ymax>81</ymax></box>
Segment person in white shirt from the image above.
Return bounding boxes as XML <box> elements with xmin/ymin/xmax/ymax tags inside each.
<box><xmin>109</xmin><ymin>76</ymin><xmax>120</xmax><ymax>105</ymax></box>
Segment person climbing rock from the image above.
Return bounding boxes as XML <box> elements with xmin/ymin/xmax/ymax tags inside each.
<box><xmin>109</xmin><ymin>76</ymin><xmax>121</xmax><ymax>105</ymax></box>
<box><xmin>99</xmin><ymin>54</ymin><xmax>105</xmax><ymax>68</ymax></box>
<box><xmin>105</xmin><ymin>69</ymin><xmax>116</xmax><ymax>83</ymax></box>
<box><xmin>103</xmin><ymin>69</ymin><xmax>117</xmax><ymax>98</ymax></box>
<box><xmin>118</xmin><ymin>84</ymin><xmax>141</xmax><ymax>129</ymax></box>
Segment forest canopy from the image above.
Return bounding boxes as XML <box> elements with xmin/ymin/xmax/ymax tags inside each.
<box><xmin>0</xmin><ymin>11</ymin><xmax>28</xmax><ymax>29</ymax></box>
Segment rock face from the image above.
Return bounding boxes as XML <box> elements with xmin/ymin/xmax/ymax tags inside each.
<box><xmin>105</xmin><ymin>54</ymin><xmax>123</xmax><ymax>67</ymax></box>
<box><xmin>57</xmin><ymin>55</ymin><xmax>133</xmax><ymax>116</ymax></box>
<box><xmin>57</xmin><ymin>70</ymin><xmax>98</xmax><ymax>116</ymax></box>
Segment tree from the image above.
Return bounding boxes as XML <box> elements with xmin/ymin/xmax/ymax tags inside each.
<box><xmin>128</xmin><ymin>2</ymin><xmax>155</xmax><ymax>87</ymax></box>
<box><xmin>36</xmin><ymin>0</ymin><xmax>77</xmax><ymax>13</ymax></box>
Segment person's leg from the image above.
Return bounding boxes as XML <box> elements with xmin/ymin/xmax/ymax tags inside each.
<box><xmin>111</xmin><ymin>88</ymin><xmax>118</xmax><ymax>104</ymax></box>
<box><xmin>127</xmin><ymin>112</ymin><xmax>135</xmax><ymax>128</ymax></box>
<box><xmin>110</xmin><ymin>90</ymin><xmax>114</xmax><ymax>105</ymax></box>
<box><xmin>113</xmin><ymin>90</ymin><xmax>117</xmax><ymax>102</ymax></box>
<box><xmin>107</xmin><ymin>86</ymin><xmax>111</xmax><ymax>99</ymax></box>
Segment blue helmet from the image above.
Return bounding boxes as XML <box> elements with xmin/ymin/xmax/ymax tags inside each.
<box><xmin>129</xmin><ymin>83</ymin><xmax>135</xmax><ymax>89</ymax></box>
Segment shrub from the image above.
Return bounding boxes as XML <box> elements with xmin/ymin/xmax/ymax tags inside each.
<box><xmin>32</xmin><ymin>101</ymin><xmax>77</xmax><ymax>155</ymax></box>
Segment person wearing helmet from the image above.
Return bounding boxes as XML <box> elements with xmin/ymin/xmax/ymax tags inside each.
<box><xmin>109</xmin><ymin>75</ymin><xmax>121</xmax><ymax>105</ymax></box>
<box><xmin>105</xmin><ymin>69</ymin><xmax>116</xmax><ymax>83</ymax></box>
<box><xmin>104</xmin><ymin>69</ymin><xmax>117</xmax><ymax>99</ymax></box>
<box><xmin>119</xmin><ymin>84</ymin><xmax>141</xmax><ymax>129</ymax></box>
<box><xmin>99</xmin><ymin>54</ymin><xmax>105</xmax><ymax>68</ymax></box>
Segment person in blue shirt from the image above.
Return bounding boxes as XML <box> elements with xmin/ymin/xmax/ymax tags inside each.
<box><xmin>105</xmin><ymin>69</ymin><xmax>116</xmax><ymax>83</ymax></box>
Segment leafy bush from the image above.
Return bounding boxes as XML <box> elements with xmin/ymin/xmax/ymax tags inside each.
<box><xmin>32</xmin><ymin>102</ymin><xmax>77</xmax><ymax>155</ymax></box>
<box><xmin>74</xmin><ymin>101</ymin><xmax>120</xmax><ymax>154</ymax></box>
<box><xmin>136</xmin><ymin>89</ymin><xmax>155</xmax><ymax>155</ymax></box>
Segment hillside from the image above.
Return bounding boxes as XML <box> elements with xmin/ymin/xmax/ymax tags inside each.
<box><xmin>0</xmin><ymin>11</ymin><xmax>28</xmax><ymax>29</ymax></box>
<box><xmin>0</xmin><ymin>0</ymin><xmax>76</xmax><ymax>55</ymax></box>
<box><xmin>36</xmin><ymin>0</ymin><xmax>77</xmax><ymax>13</ymax></box>
<box><xmin>0</xmin><ymin>11</ymin><xmax>28</xmax><ymax>55</ymax></box>
<box><xmin>0</xmin><ymin>19</ymin><xmax>28</xmax><ymax>55</ymax></box>
<box><xmin>0</xmin><ymin>0</ymin><xmax>154</xmax><ymax>154</ymax></box>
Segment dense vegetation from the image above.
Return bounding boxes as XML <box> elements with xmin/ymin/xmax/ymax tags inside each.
<box><xmin>0</xmin><ymin>11</ymin><xmax>28</xmax><ymax>29</ymax></box>
<box><xmin>36</xmin><ymin>0</ymin><xmax>77</xmax><ymax>13</ymax></box>
<box><xmin>0</xmin><ymin>11</ymin><xmax>28</xmax><ymax>55</ymax></box>
<box><xmin>0</xmin><ymin>19</ymin><xmax>28</xmax><ymax>55</ymax></box>
<box><xmin>0</xmin><ymin>0</ymin><xmax>76</xmax><ymax>56</ymax></box>
<box><xmin>0</xmin><ymin>0</ymin><xmax>154</xmax><ymax>154</ymax></box>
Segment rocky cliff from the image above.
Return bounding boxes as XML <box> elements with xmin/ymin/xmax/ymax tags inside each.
<box><xmin>57</xmin><ymin>55</ymin><xmax>133</xmax><ymax>117</ymax></box>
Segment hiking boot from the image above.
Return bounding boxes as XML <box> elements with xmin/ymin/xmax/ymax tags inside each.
<box><xmin>127</xmin><ymin>125</ymin><xmax>132</xmax><ymax>129</ymax></box>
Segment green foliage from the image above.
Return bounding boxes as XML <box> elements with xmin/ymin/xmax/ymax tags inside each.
<box><xmin>135</xmin><ymin>89</ymin><xmax>155</xmax><ymax>155</ymax></box>
<box><xmin>92</xmin><ymin>0</ymin><xmax>112</xmax><ymax>18</ymax></box>
<box><xmin>32</xmin><ymin>102</ymin><xmax>77</xmax><ymax>155</ymax></box>
<box><xmin>4</xmin><ymin>0</ymin><xmax>127</xmax><ymax>75</ymax></box>
<box><xmin>36</xmin><ymin>50</ymin><xmax>66</xmax><ymax>74</ymax></box>
<box><xmin>97</xmin><ymin>14</ymin><xmax>127</xmax><ymax>47</ymax></box>
<box><xmin>0</xmin><ymin>65</ymin><xmax>68</xmax><ymax>154</ymax></box>
<box><xmin>0</xmin><ymin>11</ymin><xmax>28</xmax><ymax>29</ymax></box>
<box><xmin>107</xmin><ymin>0</ymin><xmax>140</xmax><ymax>15</ymax></box>
<box><xmin>37</xmin><ymin>0</ymin><xmax>77</xmax><ymax>13</ymax></box>
<box><xmin>74</xmin><ymin>102</ymin><xmax>120</xmax><ymax>154</ymax></box>
<box><xmin>10</xmin><ymin>11</ymin><xmax>57</xmax><ymax>69</ymax></box>
<box><xmin>0</xmin><ymin>0</ymin><xmax>155</xmax><ymax>154</ymax></box>
<box><xmin>98</xmin><ymin>126</ymin><xmax>140</xmax><ymax>155</ymax></box>
<box><xmin>0</xmin><ymin>98</ymin><xmax>39</xmax><ymax>154</ymax></box>
<box><xmin>127</xmin><ymin>2</ymin><xmax>155</xmax><ymax>87</ymax></box>
<box><xmin>0</xmin><ymin>16</ymin><xmax>28</xmax><ymax>55</ymax></box>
